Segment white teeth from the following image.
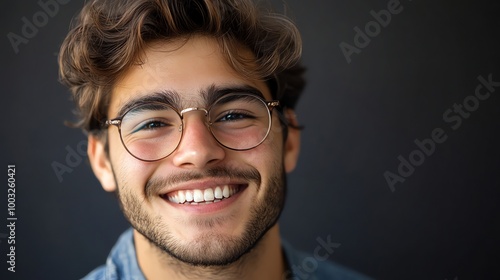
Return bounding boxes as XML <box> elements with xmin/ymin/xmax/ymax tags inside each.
<box><xmin>185</xmin><ymin>190</ymin><xmax>193</xmax><ymax>202</ymax></box>
<box><xmin>204</xmin><ymin>188</ymin><xmax>214</xmax><ymax>201</ymax></box>
<box><xmin>214</xmin><ymin>186</ymin><xmax>223</xmax><ymax>199</ymax></box>
<box><xmin>178</xmin><ymin>191</ymin><xmax>186</xmax><ymax>203</ymax></box>
<box><xmin>168</xmin><ymin>195</ymin><xmax>178</xmax><ymax>203</ymax></box>
<box><xmin>193</xmin><ymin>189</ymin><xmax>204</xmax><ymax>202</ymax></box>
<box><xmin>166</xmin><ymin>185</ymin><xmax>240</xmax><ymax>204</ymax></box>
<box><xmin>223</xmin><ymin>185</ymin><xmax>230</xmax><ymax>198</ymax></box>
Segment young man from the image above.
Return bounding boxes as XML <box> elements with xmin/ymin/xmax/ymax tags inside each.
<box><xmin>59</xmin><ymin>0</ymin><xmax>372</xmax><ymax>279</ymax></box>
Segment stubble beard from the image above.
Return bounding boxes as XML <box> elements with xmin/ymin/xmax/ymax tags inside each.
<box><xmin>114</xmin><ymin>164</ymin><xmax>286</xmax><ymax>267</ymax></box>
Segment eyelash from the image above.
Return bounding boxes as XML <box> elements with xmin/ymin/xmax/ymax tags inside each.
<box><xmin>215</xmin><ymin>111</ymin><xmax>254</xmax><ymax>122</ymax></box>
<box><xmin>133</xmin><ymin>119</ymin><xmax>169</xmax><ymax>133</ymax></box>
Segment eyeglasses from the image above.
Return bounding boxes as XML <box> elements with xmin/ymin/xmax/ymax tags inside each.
<box><xmin>104</xmin><ymin>93</ymin><xmax>280</xmax><ymax>162</ymax></box>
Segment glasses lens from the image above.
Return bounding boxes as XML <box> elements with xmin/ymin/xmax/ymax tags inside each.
<box><xmin>120</xmin><ymin>102</ymin><xmax>182</xmax><ymax>161</ymax></box>
<box><xmin>209</xmin><ymin>93</ymin><xmax>272</xmax><ymax>150</ymax></box>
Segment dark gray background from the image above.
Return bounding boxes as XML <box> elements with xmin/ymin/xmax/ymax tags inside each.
<box><xmin>1</xmin><ymin>0</ymin><xmax>499</xmax><ymax>279</ymax></box>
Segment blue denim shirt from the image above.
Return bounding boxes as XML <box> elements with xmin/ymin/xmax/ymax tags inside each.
<box><xmin>83</xmin><ymin>228</ymin><xmax>372</xmax><ymax>280</ymax></box>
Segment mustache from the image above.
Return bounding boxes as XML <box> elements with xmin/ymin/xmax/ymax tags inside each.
<box><xmin>145</xmin><ymin>166</ymin><xmax>261</xmax><ymax>197</ymax></box>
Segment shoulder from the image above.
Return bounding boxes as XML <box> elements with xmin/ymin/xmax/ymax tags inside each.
<box><xmin>82</xmin><ymin>265</ymin><xmax>107</xmax><ymax>280</ymax></box>
<box><xmin>281</xmin><ymin>239</ymin><xmax>373</xmax><ymax>280</ymax></box>
<box><xmin>81</xmin><ymin>228</ymin><xmax>145</xmax><ymax>280</ymax></box>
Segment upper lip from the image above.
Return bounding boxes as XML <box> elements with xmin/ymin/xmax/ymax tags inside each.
<box><xmin>157</xmin><ymin>178</ymin><xmax>248</xmax><ymax>196</ymax></box>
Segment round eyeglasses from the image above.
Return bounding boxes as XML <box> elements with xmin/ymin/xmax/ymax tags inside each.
<box><xmin>104</xmin><ymin>93</ymin><xmax>280</xmax><ymax>162</ymax></box>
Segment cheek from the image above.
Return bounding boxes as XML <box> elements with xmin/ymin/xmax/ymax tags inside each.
<box><xmin>240</xmin><ymin>138</ymin><xmax>283</xmax><ymax>175</ymax></box>
<box><xmin>264</xmin><ymin>123</ymin><xmax>285</xmax><ymax>162</ymax></box>
<box><xmin>109</xmin><ymin>130</ymin><xmax>128</xmax><ymax>165</ymax></box>
<box><xmin>108</xmin><ymin>131</ymin><xmax>156</xmax><ymax>191</ymax></box>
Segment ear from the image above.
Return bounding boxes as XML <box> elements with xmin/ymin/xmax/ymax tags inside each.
<box><xmin>87</xmin><ymin>134</ymin><xmax>117</xmax><ymax>192</ymax></box>
<box><xmin>283</xmin><ymin>109</ymin><xmax>301</xmax><ymax>173</ymax></box>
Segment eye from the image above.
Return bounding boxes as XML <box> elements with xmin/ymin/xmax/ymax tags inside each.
<box><xmin>143</xmin><ymin>121</ymin><xmax>166</xmax><ymax>129</ymax></box>
<box><xmin>216</xmin><ymin>111</ymin><xmax>254</xmax><ymax>122</ymax></box>
<box><xmin>132</xmin><ymin>120</ymin><xmax>169</xmax><ymax>133</ymax></box>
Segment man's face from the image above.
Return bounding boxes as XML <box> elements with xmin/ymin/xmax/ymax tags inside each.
<box><xmin>88</xmin><ymin>36</ymin><xmax>300</xmax><ymax>266</ymax></box>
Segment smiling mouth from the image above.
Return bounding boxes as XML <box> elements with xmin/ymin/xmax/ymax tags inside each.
<box><xmin>160</xmin><ymin>185</ymin><xmax>244</xmax><ymax>205</ymax></box>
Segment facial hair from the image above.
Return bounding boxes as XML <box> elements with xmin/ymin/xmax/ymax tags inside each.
<box><xmin>113</xmin><ymin>164</ymin><xmax>287</xmax><ymax>267</ymax></box>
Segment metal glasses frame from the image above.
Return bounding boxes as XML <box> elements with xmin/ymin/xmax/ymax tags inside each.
<box><xmin>103</xmin><ymin>93</ymin><xmax>280</xmax><ymax>162</ymax></box>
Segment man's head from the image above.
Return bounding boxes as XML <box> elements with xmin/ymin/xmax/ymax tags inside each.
<box><xmin>59</xmin><ymin>0</ymin><xmax>305</xmax><ymax>267</ymax></box>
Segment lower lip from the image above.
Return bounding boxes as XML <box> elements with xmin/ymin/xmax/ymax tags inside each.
<box><xmin>161</xmin><ymin>186</ymin><xmax>247</xmax><ymax>214</ymax></box>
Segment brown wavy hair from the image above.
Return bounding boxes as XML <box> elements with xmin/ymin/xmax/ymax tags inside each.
<box><xmin>58</xmin><ymin>0</ymin><xmax>305</xmax><ymax>135</ymax></box>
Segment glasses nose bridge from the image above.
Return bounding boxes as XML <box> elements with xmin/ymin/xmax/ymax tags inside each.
<box><xmin>180</xmin><ymin>107</ymin><xmax>209</xmax><ymax>116</ymax></box>
<box><xmin>179</xmin><ymin>107</ymin><xmax>211</xmax><ymax>128</ymax></box>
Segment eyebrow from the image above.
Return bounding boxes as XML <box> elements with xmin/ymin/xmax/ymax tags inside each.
<box><xmin>203</xmin><ymin>84</ymin><xmax>265</xmax><ymax>106</ymax></box>
<box><xmin>115</xmin><ymin>90</ymin><xmax>182</xmax><ymax>118</ymax></box>
<box><xmin>114</xmin><ymin>84</ymin><xmax>265</xmax><ymax>118</ymax></box>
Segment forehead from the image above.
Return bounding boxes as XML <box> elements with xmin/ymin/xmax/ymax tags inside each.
<box><xmin>109</xmin><ymin>36</ymin><xmax>271</xmax><ymax>117</ymax></box>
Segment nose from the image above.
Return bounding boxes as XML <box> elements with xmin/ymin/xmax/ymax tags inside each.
<box><xmin>171</xmin><ymin>110</ymin><xmax>225</xmax><ymax>168</ymax></box>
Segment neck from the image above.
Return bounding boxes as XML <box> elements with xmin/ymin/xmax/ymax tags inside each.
<box><xmin>134</xmin><ymin>225</ymin><xmax>285</xmax><ymax>280</ymax></box>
